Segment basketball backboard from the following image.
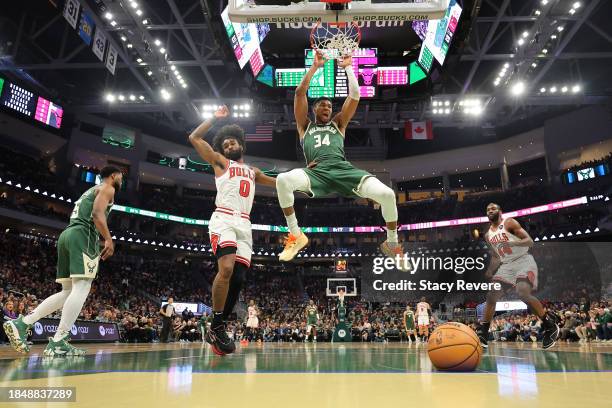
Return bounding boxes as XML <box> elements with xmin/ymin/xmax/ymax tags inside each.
<box><xmin>228</xmin><ymin>0</ymin><xmax>450</xmax><ymax>24</ymax></box>
<box><xmin>327</xmin><ymin>278</ymin><xmax>357</xmax><ymax>297</ymax></box>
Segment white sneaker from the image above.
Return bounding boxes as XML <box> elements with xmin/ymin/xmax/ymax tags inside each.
<box><xmin>279</xmin><ymin>233</ymin><xmax>309</xmax><ymax>262</ymax></box>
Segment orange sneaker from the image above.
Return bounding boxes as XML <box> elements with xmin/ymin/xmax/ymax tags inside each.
<box><xmin>279</xmin><ymin>233</ymin><xmax>309</xmax><ymax>261</ymax></box>
<box><xmin>380</xmin><ymin>241</ymin><xmax>411</xmax><ymax>272</ymax></box>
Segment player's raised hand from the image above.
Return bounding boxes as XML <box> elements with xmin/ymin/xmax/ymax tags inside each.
<box><xmin>214</xmin><ymin>105</ymin><xmax>229</xmax><ymax>119</ymax></box>
<box><xmin>313</xmin><ymin>51</ymin><xmax>327</xmax><ymax>68</ymax></box>
<box><xmin>338</xmin><ymin>55</ymin><xmax>353</xmax><ymax>68</ymax></box>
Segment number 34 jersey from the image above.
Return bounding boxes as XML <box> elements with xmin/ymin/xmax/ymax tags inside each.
<box><xmin>214</xmin><ymin>160</ymin><xmax>255</xmax><ymax>215</ymax></box>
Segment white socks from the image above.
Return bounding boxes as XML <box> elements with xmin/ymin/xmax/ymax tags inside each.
<box><xmin>387</xmin><ymin>228</ymin><xmax>398</xmax><ymax>243</ymax></box>
<box><xmin>285</xmin><ymin>213</ymin><xmax>302</xmax><ymax>237</ymax></box>
<box><xmin>23</xmin><ymin>281</ymin><xmax>73</xmax><ymax>325</ymax></box>
<box><xmin>53</xmin><ymin>278</ymin><xmax>92</xmax><ymax>341</ymax></box>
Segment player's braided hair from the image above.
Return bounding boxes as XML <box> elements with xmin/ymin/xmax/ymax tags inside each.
<box><xmin>212</xmin><ymin>124</ymin><xmax>246</xmax><ymax>154</ymax></box>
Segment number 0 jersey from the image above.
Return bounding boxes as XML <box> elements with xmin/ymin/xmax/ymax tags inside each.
<box><xmin>486</xmin><ymin>219</ymin><xmax>529</xmax><ymax>263</ymax></box>
<box><xmin>214</xmin><ymin>160</ymin><xmax>255</xmax><ymax>215</ymax></box>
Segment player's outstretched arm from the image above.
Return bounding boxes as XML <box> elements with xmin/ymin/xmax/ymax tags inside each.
<box><xmin>188</xmin><ymin>105</ymin><xmax>229</xmax><ymax>176</ymax></box>
<box><xmin>333</xmin><ymin>55</ymin><xmax>359</xmax><ymax>133</ymax></box>
<box><xmin>254</xmin><ymin>167</ymin><xmax>276</xmax><ymax>187</ymax></box>
<box><xmin>504</xmin><ymin>218</ymin><xmax>534</xmax><ymax>247</ymax></box>
<box><xmin>93</xmin><ymin>184</ymin><xmax>115</xmax><ymax>260</ymax></box>
<box><xmin>295</xmin><ymin>51</ymin><xmax>325</xmax><ymax>137</ymax></box>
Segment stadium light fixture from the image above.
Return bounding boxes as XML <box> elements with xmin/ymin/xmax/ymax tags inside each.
<box><xmin>106</xmin><ymin>93</ymin><xmax>116</xmax><ymax>102</ymax></box>
<box><xmin>573</xmin><ymin>2</ymin><xmax>581</xmax><ymax>9</ymax></box>
<box><xmin>136</xmin><ymin>58</ymin><xmax>142</xmax><ymax>63</ymax></box>
<box><xmin>541</xmin><ymin>0</ymin><xmax>548</xmax><ymax>5</ymax></box>
<box><xmin>444</xmin><ymin>108</ymin><xmax>450</xmax><ymax>114</ymax></box>
<box><xmin>130</xmin><ymin>1</ymin><xmax>138</xmax><ymax>9</ymax></box>
<box><xmin>147</xmin><ymin>70</ymin><xmax>153</xmax><ymax>76</ymax></box>
<box><xmin>561</xmin><ymin>86</ymin><xmax>568</xmax><ymax>93</ymax></box>
<box><xmin>531</xmin><ymin>62</ymin><xmax>537</xmax><ymax>68</ymax></box>
<box><xmin>551</xmin><ymin>34</ymin><xmax>557</xmax><ymax>39</ymax></box>
<box><xmin>139</xmin><ymin>95</ymin><xmax>145</xmax><ymax>100</ymax></box>
<box><xmin>510</xmin><ymin>81</ymin><xmax>525</xmax><ymax>96</ymax></box>
<box><xmin>154</xmin><ymin>39</ymin><xmax>161</xmax><ymax>46</ymax></box>
<box><xmin>136</xmin><ymin>9</ymin><xmax>143</xmax><ymax>16</ymax></box>
<box><xmin>127</xmin><ymin>43</ymin><xmax>133</xmax><ymax>48</ymax></box>
<box><xmin>118</xmin><ymin>94</ymin><xmax>125</xmax><ymax>101</ymax></box>
<box><xmin>159</xmin><ymin>48</ymin><xmax>166</xmax><ymax>54</ymax></box>
<box><xmin>182</xmin><ymin>83</ymin><xmax>188</xmax><ymax>89</ymax></box>
<box><xmin>522</xmin><ymin>31</ymin><xmax>529</xmax><ymax>38</ymax></box>
<box><xmin>104</xmin><ymin>12</ymin><xmax>113</xmax><ymax>20</ymax></box>
<box><xmin>110</xmin><ymin>21</ymin><xmax>117</xmax><ymax>27</ymax></box>
<box><xmin>542</xmin><ymin>48</ymin><xmax>548</xmax><ymax>54</ymax></box>
<box><xmin>535</xmin><ymin>10</ymin><xmax>541</xmax><ymax>15</ymax></box>
<box><xmin>571</xmin><ymin>85</ymin><xmax>581</xmax><ymax>93</ymax></box>
<box><xmin>550</xmin><ymin>86</ymin><xmax>557</xmax><ymax>93</ymax></box>
<box><xmin>120</xmin><ymin>36</ymin><xmax>127</xmax><ymax>42</ymax></box>
<box><xmin>569</xmin><ymin>8</ymin><xmax>576</xmax><ymax>15</ymax></box>
<box><xmin>433</xmin><ymin>109</ymin><xmax>438</xmax><ymax>114</ymax></box>
<box><xmin>170</xmin><ymin>65</ymin><xmax>177</xmax><ymax>71</ymax></box>
<box><xmin>517</xmin><ymin>38</ymin><xmax>525</xmax><ymax>46</ymax></box>
<box><xmin>160</xmin><ymin>89</ymin><xmax>171</xmax><ymax>101</ymax></box>
<box><xmin>557</xmin><ymin>26</ymin><xmax>564</xmax><ymax>32</ymax></box>
<box><xmin>142</xmin><ymin>19</ymin><xmax>149</xmax><ymax>25</ymax></box>
<box><xmin>540</xmin><ymin>87</ymin><xmax>546</xmax><ymax>93</ymax></box>
<box><xmin>129</xmin><ymin>95</ymin><xmax>136</xmax><ymax>101</ymax></box>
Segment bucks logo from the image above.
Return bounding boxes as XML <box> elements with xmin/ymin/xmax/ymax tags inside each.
<box><xmin>82</xmin><ymin>253</ymin><xmax>100</xmax><ymax>278</ymax></box>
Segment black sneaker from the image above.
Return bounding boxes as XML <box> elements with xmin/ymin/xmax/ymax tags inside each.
<box><xmin>475</xmin><ymin>323</ymin><xmax>489</xmax><ymax>349</ymax></box>
<box><xmin>205</xmin><ymin>325</ymin><xmax>236</xmax><ymax>356</ymax></box>
<box><xmin>542</xmin><ymin>313</ymin><xmax>559</xmax><ymax>350</ymax></box>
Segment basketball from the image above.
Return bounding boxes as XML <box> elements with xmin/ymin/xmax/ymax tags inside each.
<box><xmin>427</xmin><ymin>322</ymin><xmax>482</xmax><ymax>371</ymax></box>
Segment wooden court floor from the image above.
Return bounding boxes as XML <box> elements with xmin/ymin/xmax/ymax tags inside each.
<box><xmin>1</xmin><ymin>342</ymin><xmax>610</xmax><ymax>407</ymax></box>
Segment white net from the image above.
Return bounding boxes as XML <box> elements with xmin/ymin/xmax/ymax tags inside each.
<box><xmin>310</xmin><ymin>22</ymin><xmax>361</xmax><ymax>60</ymax></box>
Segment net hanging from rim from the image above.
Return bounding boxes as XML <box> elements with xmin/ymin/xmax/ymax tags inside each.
<box><xmin>310</xmin><ymin>21</ymin><xmax>361</xmax><ymax>60</ymax></box>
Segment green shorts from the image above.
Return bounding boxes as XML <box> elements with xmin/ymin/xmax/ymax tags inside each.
<box><xmin>303</xmin><ymin>160</ymin><xmax>373</xmax><ymax>198</ymax></box>
<box><xmin>56</xmin><ymin>227</ymin><xmax>101</xmax><ymax>283</ymax></box>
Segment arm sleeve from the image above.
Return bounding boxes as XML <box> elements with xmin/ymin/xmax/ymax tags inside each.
<box><xmin>345</xmin><ymin>65</ymin><xmax>360</xmax><ymax>100</ymax></box>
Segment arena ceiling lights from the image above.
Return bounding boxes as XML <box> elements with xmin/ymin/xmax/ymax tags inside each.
<box><xmin>198</xmin><ymin>100</ymin><xmax>252</xmax><ymax>119</ymax></box>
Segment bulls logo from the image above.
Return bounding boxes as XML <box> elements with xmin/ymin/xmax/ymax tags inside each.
<box><xmin>210</xmin><ymin>233</ymin><xmax>221</xmax><ymax>255</ymax></box>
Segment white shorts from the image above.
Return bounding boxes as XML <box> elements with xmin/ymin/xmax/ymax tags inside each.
<box><xmin>493</xmin><ymin>254</ymin><xmax>538</xmax><ymax>290</ymax></box>
<box><xmin>246</xmin><ymin>317</ymin><xmax>259</xmax><ymax>328</ymax></box>
<box><xmin>417</xmin><ymin>316</ymin><xmax>429</xmax><ymax>326</ymax></box>
<box><xmin>307</xmin><ymin>324</ymin><xmax>316</xmax><ymax>334</ymax></box>
<box><xmin>209</xmin><ymin>210</ymin><xmax>252</xmax><ymax>267</ymax></box>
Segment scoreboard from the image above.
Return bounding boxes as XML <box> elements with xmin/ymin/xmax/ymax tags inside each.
<box><xmin>0</xmin><ymin>76</ymin><xmax>64</xmax><ymax>129</ymax></box>
<box><xmin>276</xmin><ymin>68</ymin><xmax>306</xmax><ymax>87</ymax></box>
<box><xmin>305</xmin><ymin>49</ymin><xmax>335</xmax><ymax>98</ymax></box>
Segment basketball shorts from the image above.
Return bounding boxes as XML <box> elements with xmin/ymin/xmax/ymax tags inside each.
<box><xmin>208</xmin><ymin>210</ymin><xmax>252</xmax><ymax>267</ymax></box>
<box><xmin>56</xmin><ymin>227</ymin><xmax>100</xmax><ymax>283</ymax></box>
<box><xmin>405</xmin><ymin>321</ymin><xmax>415</xmax><ymax>330</ymax></box>
<box><xmin>307</xmin><ymin>324</ymin><xmax>316</xmax><ymax>334</ymax></box>
<box><xmin>492</xmin><ymin>254</ymin><xmax>538</xmax><ymax>290</ymax></box>
<box><xmin>302</xmin><ymin>159</ymin><xmax>373</xmax><ymax>198</ymax></box>
<box><xmin>246</xmin><ymin>317</ymin><xmax>259</xmax><ymax>328</ymax></box>
<box><xmin>417</xmin><ymin>316</ymin><xmax>429</xmax><ymax>326</ymax></box>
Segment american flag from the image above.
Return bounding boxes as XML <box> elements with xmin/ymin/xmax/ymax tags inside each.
<box><xmin>245</xmin><ymin>125</ymin><xmax>273</xmax><ymax>142</ymax></box>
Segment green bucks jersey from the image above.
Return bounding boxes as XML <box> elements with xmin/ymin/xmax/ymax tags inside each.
<box><xmin>69</xmin><ymin>186</ymin><xmax>113</xmax><ymax>235</ymax></box>
<box><xmin>307</xmin><ymin>306</ymin><xmax>318</xmax><ymax>323</ymax></box>
<box><xmin>301</xmin><ymin>121</ymin><xmax>345</xmax><ymax>164</ymax></box>
<box><xmin>404</xmin><ymin>311</ymin><xmax>415</xmax><ymax>328</ymax></box>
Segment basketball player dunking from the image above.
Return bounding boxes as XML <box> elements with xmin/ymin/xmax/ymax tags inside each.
<box><xmin>475</xmin><ymin>203</ymin><xmax>559</xmax><ymax>350</ymax></box>
<box><xmin>305</xmin><ymin>300</ymin><xmax>319</xmax><ymax>342</ymax></box>
<box><xmin>245</xmin><ymin>300</ymin><xmax>259</xmax><ymax>341</ymax></box>
<box><xmin>416</xmin><ymin>297</ymin><xmax>431</xmax><ymax>342</ymax></box>
<box><xmin>275</xmin><ymin>51</ymin><xmax>407</xmax><ymax>267</ymax></box>
<box><xmin>188</xmin><ymin>105</ymin><xmax>276</xmax><ymax>355</ymax></box>
<box><xmin>3</xmin><ymin>166</ymin><xmax>121</xmax><ymax>356</ymax></box>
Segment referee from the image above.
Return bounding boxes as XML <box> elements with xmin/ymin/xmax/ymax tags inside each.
<box><xmin>159</xmin><ymin>297</ymin><xmax>175</xmax><ymax>343</ymax></box>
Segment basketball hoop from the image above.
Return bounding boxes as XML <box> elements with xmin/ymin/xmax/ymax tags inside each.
<box><xmin>310</xmin><ymin>21</ymin><xmax>361</xmax><ymax>60</ymax></box>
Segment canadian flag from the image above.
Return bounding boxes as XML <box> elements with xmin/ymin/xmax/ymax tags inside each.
<box><xmin>404</xmin><ymin>121</ymin><xmax>433</xmax><ymax>140</ymax></box>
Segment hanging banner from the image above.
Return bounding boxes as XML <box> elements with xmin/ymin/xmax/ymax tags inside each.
<box><xmin>63</xmin><ymin>0</ymin><xmax>80</xmax><ymax>29</ymax></box>
<box><xmin>92</xmin><ymin>29</ymin><xmax>107</xmax><ymax>61</ymax></box>
<box><xmin>105</xmin><ymin>45</ymin><xmax>118</xmax><ymax>75</ymax></box>
<box><xmin>78</xmin><ymin>10</ymin><xmax>95</xmax><ymax>46</ymax></box>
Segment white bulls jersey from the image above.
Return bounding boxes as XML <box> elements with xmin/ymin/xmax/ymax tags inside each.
<box><xmin>248</xmin><ymin>306</ymin><xmax>257</xmax><ymax>319</ymax></box>
<box><xmin>416</xmin><ymin>302</ymin><xmax>429</xmax><ymax>318</ymax></box>
<box><xmin>486</xmin><ymin>219</ymin><xmax>529</xmax><ymax>263</ymax></box>
<box><xmin>215</xmin><ymin>160</ymin><xmax>255</xmax><ymax>215</ymax></box>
